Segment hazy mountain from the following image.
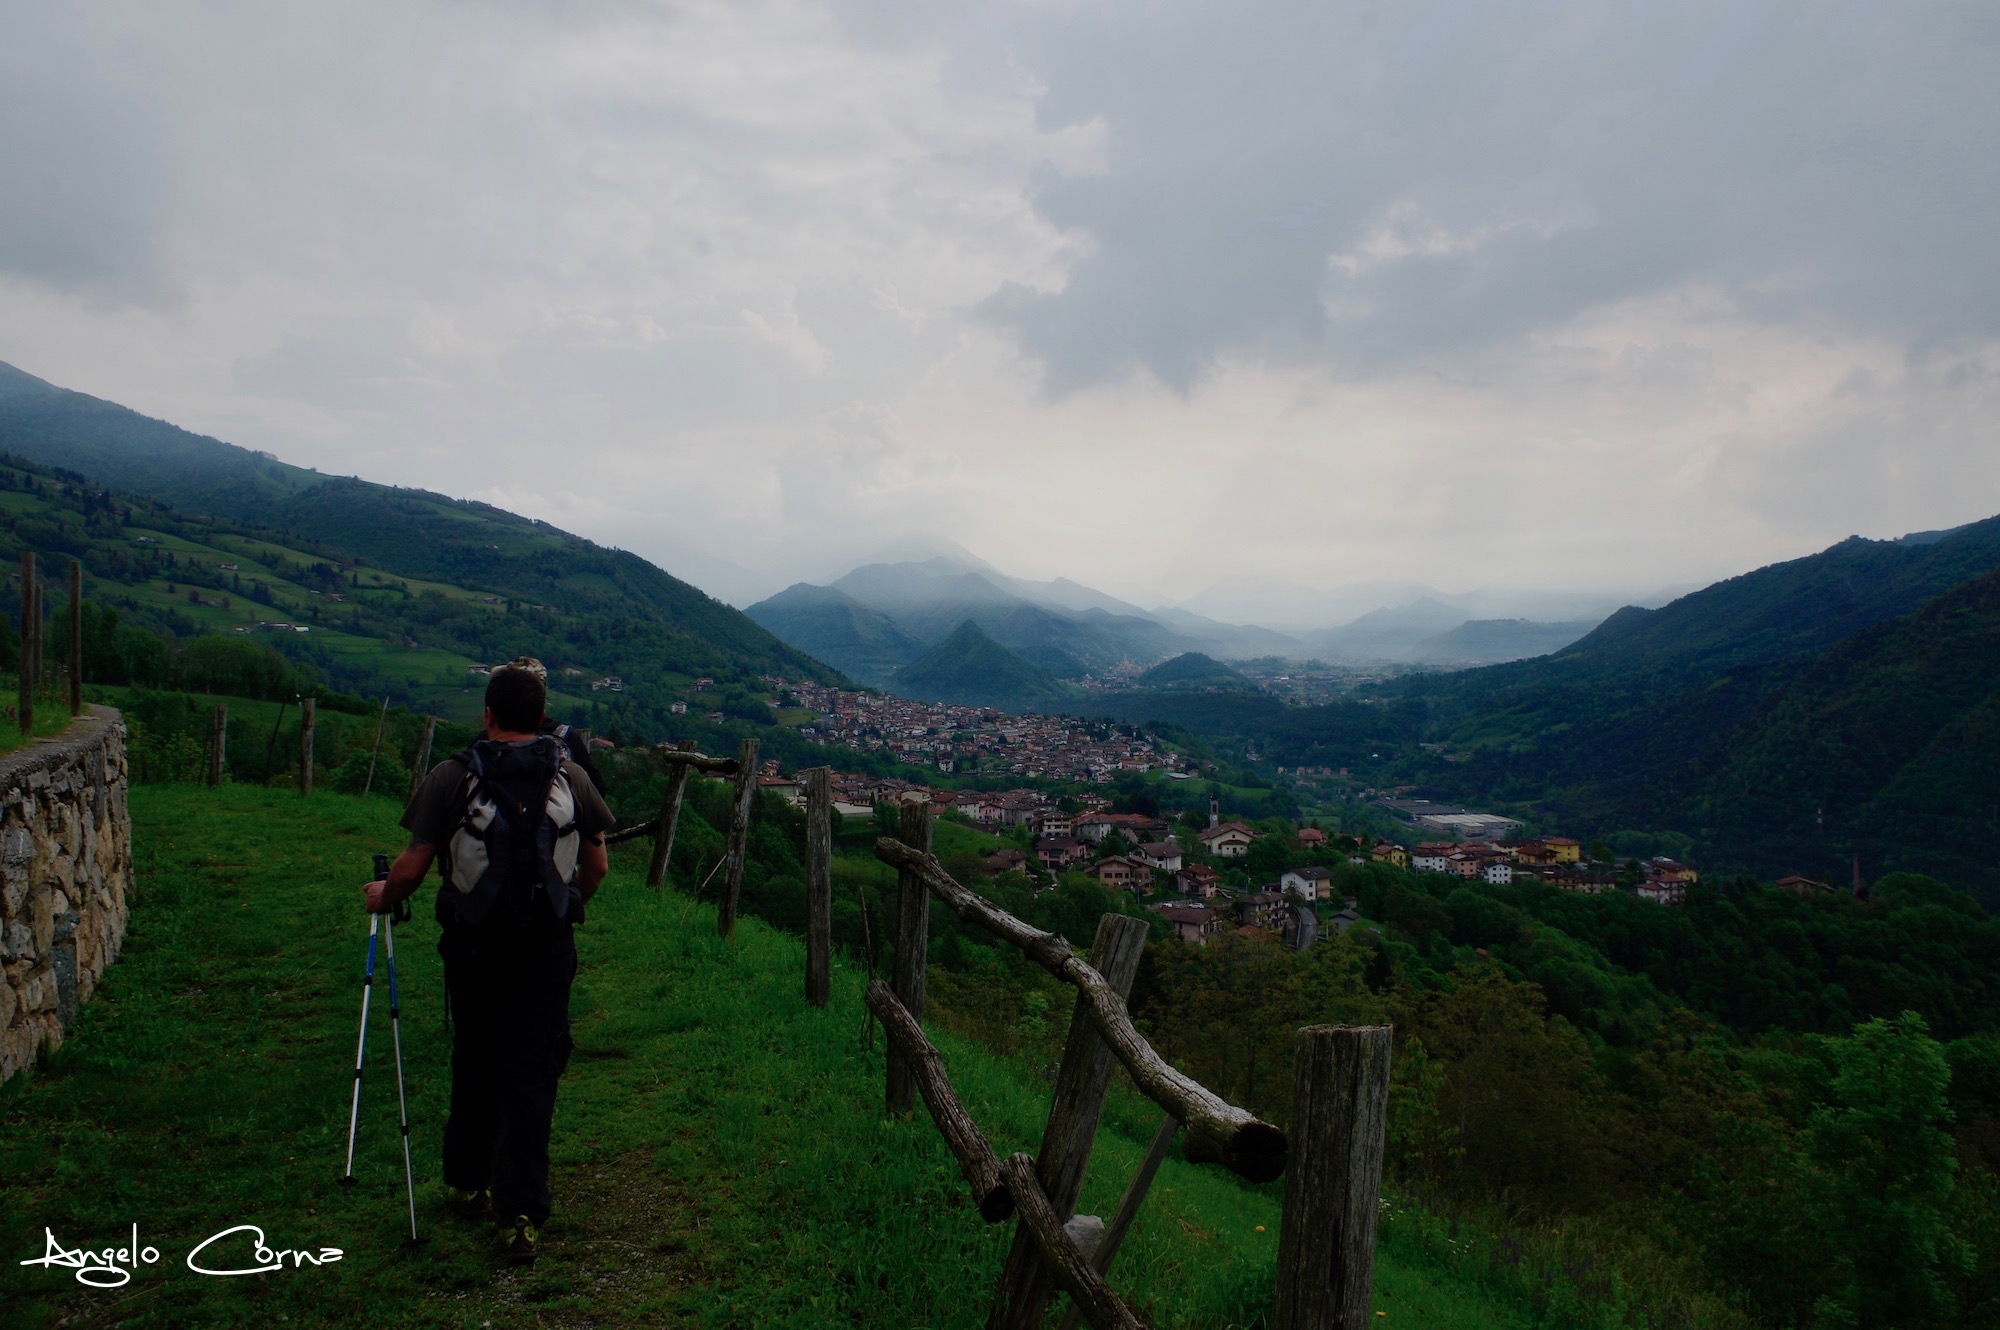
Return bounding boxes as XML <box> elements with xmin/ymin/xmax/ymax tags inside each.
<box><xmin>1144</xmin><ymin>606</ymin><xmax>1307</xmax><ymax>659</ymax></box>
<box><xmin>797</xmin><ymin>557</ymin><xmax>1192</xmax><ymax>672</ymax></box>
<box><xmin>1401</xmin><ymin>617</ymin><xmax>1600</xmax><ymax>666</ymax></box>
<box><xmin>889</xmin><ymin>620</ymin><xmax>1073</xmax><ymax>714</ymax></box>
<box><xmin>742</xmin><ymin>583</ymin><xmax>926</xmax><ymax>686</ymax></box>
<box><xmin>1293</xmin><ymin>597</ymin><xmax>1471</xmax><ymax>660</ymax></box>
<box><xmin>1175</xmin><ymin>576</ymin><xmax>1450</xmax><ymax>631</ymax></box>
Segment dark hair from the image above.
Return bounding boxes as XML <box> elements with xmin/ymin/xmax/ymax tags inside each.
<box><xmin>485</xmin><ymin>666</ymin><xmax>546</xmax><ymax>732</ymax></box>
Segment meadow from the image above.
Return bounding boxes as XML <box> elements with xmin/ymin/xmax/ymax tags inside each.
<box><xmin>0</xmin><ymin>785</ymin><xmax>1544</xmax><ymax>1329</ymax></box>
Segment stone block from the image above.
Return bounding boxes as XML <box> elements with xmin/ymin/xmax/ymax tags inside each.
<box><xmin>1</xmin><ymin>1022</ymin><xmax>34</xmax><ymax>1080</ymax></box>
<box><xmin>52</xmin><ymin>942</ymin><xmax>76</xmax><ymax>1027</ymax></box>
<box><xmin>2</xmin><ymin>921</ymin><xmax>29</xmax><ymax>960</ymax></box>
<box><xmin>31</xmin><ymin>893</ymin><xmax>52</xmax><ymax>954</ymax></box>
<box><xmin>0</xmin><ymin>971</ymin><xmax>15</xmax><ymax>1028</ymax></box>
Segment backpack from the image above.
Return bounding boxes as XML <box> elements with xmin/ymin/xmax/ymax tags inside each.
<box><xmin>442</xmin><ymin>736</ymin><xmax>582</xmax><ymax>927</ymax></box>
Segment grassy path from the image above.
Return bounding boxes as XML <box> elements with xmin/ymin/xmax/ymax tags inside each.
<box><xmin>0</xmin><ymin>787</ymin><xmax>1529</xmax><ymax>1329</ymax></box>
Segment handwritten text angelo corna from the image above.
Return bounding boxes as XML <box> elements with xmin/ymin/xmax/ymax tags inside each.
<box><xmin>20</xmin><ymin>1225</ymin><xmax>344</xmax><ymax>1287</ymax></box>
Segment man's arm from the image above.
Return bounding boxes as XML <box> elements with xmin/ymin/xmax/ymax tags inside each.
<box><xmin>362</xmin><ymin>841</ymin><xmax>437</xmax><ymax>913</ymax></box>
<box><xmin>577</xmin><ymin>834</ymin><xmax>607</xmax><ymax>902</ymax></box>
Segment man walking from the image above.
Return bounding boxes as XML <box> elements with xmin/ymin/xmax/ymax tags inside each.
<box><xmin>364</xmin><ymin>661</ymin><xmax>614</xmax><ymax>1264</ymax></box>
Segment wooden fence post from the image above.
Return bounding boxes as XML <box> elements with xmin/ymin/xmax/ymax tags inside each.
<box><xmin>1273</xmin><ymin>1025</ymin><xmax>1392</xmax><ymax>1330</ymax></box>
<box><xmin>67</xmin><ymin>560</ymin><xmax>81</xmax><ymax>716</ymax></box>
<box><xmin>647</xmin><ymin>738</ymin><xmax>697</xmax><ymax>889</ymax></box>
<box><xmin>360</xmin><ymin>696</ymin><xmax>388</xmax><ymax>796</ymax></box>
<box><xmin>409</xmin><ymin>714</ymin><xmax>436</xmax><ymax>797</ymax></box>
<box><xmin>716</xmin><ymin>737</ymin><xmax>759</xmax><ymax>937</ymax></box>
<box><xmin>31</xmin><ymin>567</ymin><xmax>42</xmax><ymax>699</ymax></box>
<box><xmin>886</xmin><ymin>799</ymin><xmax>935</xmax><ymax>1114</ymax></box>
<box><xmin>804</xmin><ymin>767</ymin><xmax>832</xmax><ymax>1007</ymax></box>
<box><xmin>17</xmin><ymin>552</ymin><xmax>32</xmax><ymax>735</ymax></box>
<box><xmin>988</xmin><ymin>911</ymin><xmax>1151</xmax><ymax>1330</ymax></box>
<box><xmin>299</xmin><ymin>697</ymin><xmax>316</xmax><ymax>796</ymax></box>
<box><xmin>209</xmin><ymin>702</ymin><xmax>228</xmax><ymax>787</ymax></box>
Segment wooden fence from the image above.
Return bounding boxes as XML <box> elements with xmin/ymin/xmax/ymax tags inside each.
<box><xmin>15</xmin><ymin>553</ymin><xmax>86</xmax><ymax>735</ymax></box>
<box><xmin>610</xmin><ymin>745</ymin><xmax>1394</xmax><ymax>1330</ymax></box>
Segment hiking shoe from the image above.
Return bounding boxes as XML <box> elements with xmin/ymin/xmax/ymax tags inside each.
<box><xmin>444</xmin><ymin>1186</ymin><xmax>490</xmax><ymax>1218</ymax></box>
<box><xmin>500</xmin><ymin>1215</ymin><xmax>541</xmax><ymax>1266</ymax></box>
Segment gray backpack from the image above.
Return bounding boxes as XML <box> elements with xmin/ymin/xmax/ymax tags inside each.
<box><xmin>443</xmin><ymin>737</ymin><xmax>581</xmax><ymax>926</ymax></box>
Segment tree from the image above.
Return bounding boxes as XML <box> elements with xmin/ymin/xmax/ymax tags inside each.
<box><xmin>1805</xmin><ymin>1011</ymin><xmax>1968</xmax><ymax>1328</ymax></box>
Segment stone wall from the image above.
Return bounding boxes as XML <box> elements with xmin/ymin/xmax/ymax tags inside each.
<box><xmin>0</xmin><ymin>705</ymin><xmax>131</xmax><ymax>1084</ymax></box>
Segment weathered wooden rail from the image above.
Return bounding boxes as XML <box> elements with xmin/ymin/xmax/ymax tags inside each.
<box><xmin>866</xmin><ymin>823</ymin><xmax>1391</xmax><ymax>1330</ymax></box>
<box><xmin>610</xmin><ymin>741</ymin><xmax>1391</xmax><ymax>1328</ymax></box>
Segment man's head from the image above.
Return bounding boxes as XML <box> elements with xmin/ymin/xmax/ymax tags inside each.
<box><xmin>485</xmin><ymin>663</ymin><xmax>547</xmax><ymax>735</ymax></box>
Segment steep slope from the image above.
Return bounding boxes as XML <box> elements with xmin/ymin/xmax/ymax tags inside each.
<box><xmin>744</xmin><ymin>582</ymin><xmax>926</xmax><ymax>686</ymax></box>
<box><xmin>0</xmin><ymin>360</ymin><xmax>838</xmax><ymax>700</ymax></box>
<box><xmin>1668</xmin><ymin>567</ymin><xmax>2000</xmax><ymax>904</ymax></box>
<box><xmin>0</xmin><ymin>360</ymin><xmax>318</xmax><ymax>517</ymax></box>
<box><xmin>888</xmin><ymin>620</ymin><xmax>1074</xmax><ymax>714</ymax></box>
<box><xmin>1539</xmin><ymin>520</ymin><xmax>2000</xmax><ymax>685</ymax></box>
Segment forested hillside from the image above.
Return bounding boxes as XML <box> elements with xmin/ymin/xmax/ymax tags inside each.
<box><xmin>1668</xmin><ymin>567</ymin><xmax>2000</xmax><ymax>894</ymax></box>
<box><xmin>0</xmin><ymin>362</ymin><xmax>843</xmax><ymax>732</ymax></box>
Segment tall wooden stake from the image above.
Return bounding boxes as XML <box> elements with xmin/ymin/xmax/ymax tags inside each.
<box><xmin>67</xmin><ymin>560</ymin><xmax>81</xmax><ymax>715</ymax></box>
<box><xmin>716</xmin><ymin>737</ymin><xmax>759</xmax><ymax>937</ymax></box>
<box><xmin>1273</xmin><ymin>1025</ymin><xmax>1392</xmax><ymax>1330</ymax></box>
<box><xmin>299</xmin><ymin>697</ymin><xmax>316</xmax><ymax>796</ymax></box>
<box><xmin>887</xmin><ymin>800</ymin><xmax>935</xmax><ymax>1114</ymax></box>
<box><xmin>409</xmin><ymin>715</ymin><xmax>436</xmax><ymax>797</ymax></box>
<box><xmin>360</xmin><ymin>696</ymin><xmax>389</xmax><ymax>796</ymax></box>
<box><xmin>646</xmin><ymin>738</ymin><xmax>697</xmax><ymax>889</ymax></box>
<box><xmin>31</xmin><ymin>568</ymin><xmax>42</xmax><ymax>698</ymax></box>
<box><xmin>16</xmin><ymin>552</ymin><xmax>32</xmax><ymax>735</ymax></box>
<box><xmin>209</xmin><ymin>702</ymin><xmax>228</xmax><ymax>787</ymax></box>
<box><xmin>989</xmin><ymin>911</ymin><xmax>1150</xmax><ymax>1330</ymax></box>
<box><xmin>804</xmin><ymin>766</ymin><xmax>833</xmax><ymax>1007</ymax></box>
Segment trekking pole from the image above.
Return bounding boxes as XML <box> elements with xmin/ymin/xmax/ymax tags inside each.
<box><xmin>378</xmin><ymin>852</ymin><xmax>423</xmax><ymax>1247</ymax></box>
<box><xmin>340</xmin><ymin>884</ymin><xmax>381</xmax><ymax>1188</ymax></box>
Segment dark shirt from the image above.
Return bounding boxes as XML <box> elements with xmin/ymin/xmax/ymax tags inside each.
<box><xmin>402</xmin><ymin>746</ymin><xmax>616</xmax><ymax>849</ymax></box>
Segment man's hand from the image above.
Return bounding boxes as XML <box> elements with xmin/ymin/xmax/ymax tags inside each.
<box><xmin>363</xmin><ymin>842</ymin><xmax>438</xmax><ymax>913</ymax></box>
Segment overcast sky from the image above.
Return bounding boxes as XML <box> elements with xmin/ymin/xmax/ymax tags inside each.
<box><xmin>4</xmin><ymin>1</ymin><xmax>1997</xmax><ymax>616</ymax></box>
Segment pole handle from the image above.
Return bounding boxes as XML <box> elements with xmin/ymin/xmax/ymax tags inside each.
<box><xmin>375</xmin><ymin>852</ymin><xmax>411</xmax><ymax>923</ymax></box>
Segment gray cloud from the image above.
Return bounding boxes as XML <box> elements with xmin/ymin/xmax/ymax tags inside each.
<box><xmin>986</xmin><ymin>1</ymin><xmax>2000</xmax><ymax>390</ymax></box>
<box><xmin>0</xmin><ymin>0</ymin><xmax>1994</xmax><ymax>615</ymax></box>
<box><xmin>0</xmin><ymin>7</ymin><xmax>167</xmax><ymax>299</ymax></box>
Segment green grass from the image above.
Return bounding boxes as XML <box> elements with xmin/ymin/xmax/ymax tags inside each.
<box><xmin>0</xmin><ymin>684</ymin><xmax>87</xmax><ymax>756</ymax></box>
<box><xmin>0</xmin><ymin>786</ymin><xmax>1535</xmax><ymax>1329</ymax></box>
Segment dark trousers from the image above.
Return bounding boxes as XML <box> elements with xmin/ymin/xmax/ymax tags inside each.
<box><xmin>437</xmin><ymin>914</ymin><xmax>577</xmax><ymax>1227</ymax></box>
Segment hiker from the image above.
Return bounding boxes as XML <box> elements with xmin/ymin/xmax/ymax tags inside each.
<box><xmin>362</xmin><ymin>661</ymin><xmax>615</xmax><ymax>1264</ymax></box>
<box><xmin>494</xmin><ymin>655</ymin><xmax>614</xmax><ymax>818</ymax></box>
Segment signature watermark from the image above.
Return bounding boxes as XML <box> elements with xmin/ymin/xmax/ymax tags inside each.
<box><xmin>21</xmin><ymin>1224</ymin><xmax>343</xmax><ymax>1288</ymax></box>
